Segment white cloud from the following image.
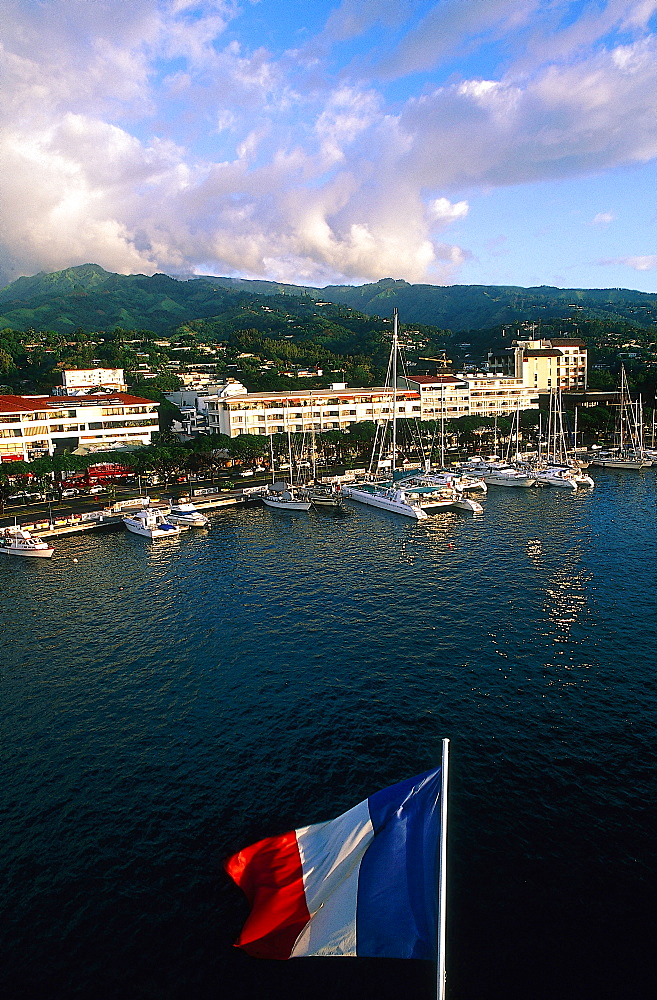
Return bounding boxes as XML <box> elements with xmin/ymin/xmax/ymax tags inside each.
<box><xmin>590</xmin><ymin>212</ymin><xmax>616</xmax><ymax>226</ymax></box>
<box><xmin>602</xmin><ymin>255</ymin><xmax>657</xmax><ymax>270</ymax></box>
<box><xmin>2</xmin><ymin>2</ymin><xmax>657</xmax><ymax>289</ymax></box>
<box><xmin>398</xmin><ymin>37</ymin><xmax>657</xmax><ymax>189</ymax></box>
<box><xmin>430</xmin><ymin>198</ymin><xmax>469</xmax><ymax>224</ymax></box>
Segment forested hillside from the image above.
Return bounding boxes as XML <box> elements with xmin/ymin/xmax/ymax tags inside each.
<box><xmin>3</xmin><ymin>264</ymin><xmax>657</xmax><ymax>336</ymax></box>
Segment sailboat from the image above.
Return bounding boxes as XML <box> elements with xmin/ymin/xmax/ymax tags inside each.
<box><xmin>531</xmin><ymin>390</ymin><xmax>594</xmax><ymax>488</ymax></box>
<box><xmin>261</xmin><ymin>430</ymin><xmax>311</xmax><ymax>511</ymax></box>
<box><xmin>341</xmin><ymin>311</ymin><xmax>482</xmax><ymax>518</ymax></box>
<box><xmin>591</xmin><ymin>366</ymin><xmax>652</xmax><ymax>469</ymax></box>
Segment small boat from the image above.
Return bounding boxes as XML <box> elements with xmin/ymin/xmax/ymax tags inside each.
<box><xmin>460</xmin><ymin>460</ymin><xmax>536</xmax><ymax>487</ymax></box>
<box><xmin>165</xmin><ymin>502</ymin><xmax>209</xmax><ymax>527</ymax></box>
<box><xmin>0</xmin><ymin>525</ymin><xmax>54</xmax><ymax>558</ymax></box>
<box><xmin>422</xmin><ymin>470</ymin><xmax>488</xmax><ymax>494</ymax></box>
<box><xmin>262</xmin><ymin>482</ymin><xmax>311</xmax><ymax>511</ymax></box>
<box><xmin>123</xmin><ymin>508</ymin><xmax>181</xmax><ymax>539</ymax></box>
<box><xmin>300</xmin><ymin>484</ymin><xmax>344</xmax><ymax>508</ymax></box>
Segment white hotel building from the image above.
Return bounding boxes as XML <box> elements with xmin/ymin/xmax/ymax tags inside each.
<box><xmin>0</xmin><ymin>393</ymin><xmax>160</xmax><ymax>462</ymax></box>
<box><xmin>207</xmin><ymin>374</ymin><xmax>540</xmax><ymax>438</ymax></box>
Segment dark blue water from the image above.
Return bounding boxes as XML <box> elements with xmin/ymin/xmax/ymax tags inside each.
<box><xmin>2</xmin><ymin>471</ymin><xmax>656</xmax><ymax>1000</ymax></box>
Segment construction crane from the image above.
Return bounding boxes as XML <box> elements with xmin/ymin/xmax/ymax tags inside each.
<box><xmin>419</xmin><ymin>354</ymin><xmax>451</xmax><ymax>368</ymax></box>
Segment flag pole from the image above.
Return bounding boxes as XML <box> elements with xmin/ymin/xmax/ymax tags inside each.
<box><xmin>437</xmin><ymin>738</ymin><xmax>450</xmax><ymax>1000</ymax></box>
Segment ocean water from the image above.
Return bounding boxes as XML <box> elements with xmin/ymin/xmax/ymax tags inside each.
<box><xmin>1</xmin><ymin>470</ymin><xmax>656</xmax><ymax>1000</ymax></box>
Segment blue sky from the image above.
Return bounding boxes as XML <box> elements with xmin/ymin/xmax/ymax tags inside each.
<box><xmin>2</xmin><ymin>0</ymin><xmax>657</xmax><ymax>292</ymax></box>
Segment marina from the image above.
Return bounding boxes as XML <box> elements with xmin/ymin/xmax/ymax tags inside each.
<box><xmin>1</xmin><ymin>466</ymin><xmax>656</xmax><ymax>1000</ymax></box>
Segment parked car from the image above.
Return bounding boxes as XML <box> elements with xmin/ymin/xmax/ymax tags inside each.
<box><xmin>239</xmin><ymin>469</ymin><xmax>254</xmax><ymax>477</ymax></box>
<box><xmin>61</xmin><ymin>489</ymin><xmax>79</xmax><ymax>498</ymax></box>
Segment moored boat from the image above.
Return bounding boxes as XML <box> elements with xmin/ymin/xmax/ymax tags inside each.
<box><xmin>123</xmin><ymin>508</ymin><xmax>181</xmax><ymax>539</ymax></box>
<box><xmin>261</xmin><ymin>482</ymin><xmax>311</xmax><ymax>511</ymax></box>
<box><xmin>165</xmin><ymin>502</ymin><xmax>209</xmax><ymax>527</ymax></box>
<box><xmin>0</xmin><ymin>525</ymin><xmax>54</xmax><ymax>558</ymax></box>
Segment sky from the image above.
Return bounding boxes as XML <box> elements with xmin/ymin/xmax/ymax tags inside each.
<box><xmin>2</xmin><ymin>0</ymin><xmax>657</xmax><ymax>292</ymax></box>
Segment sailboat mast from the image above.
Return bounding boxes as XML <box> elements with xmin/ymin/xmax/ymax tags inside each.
<box><xmin>392</xmin><ymin>309</ymin><xmax>398</xmax><ymax>474</ymax></box>
<box><xmin>440</xmin><ymin>382</ymin><xmax>445</xmax><ymax>468</ymax></box>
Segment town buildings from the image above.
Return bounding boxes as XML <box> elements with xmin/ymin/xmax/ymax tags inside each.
<box><xmin>206</xmin><ymin>373</ymin><xmax>541</xmax><ymax>439</ymax></box>
<box><xmin>487</xmin><ymin>338</ymin><xmax>587</xmax><ymax>390</ymax></box>
<box><xmin>0</xmin><ymin>393</ymin><xmax>159</xmax><ymax>462</ymax></box>
<box><xmin>54</xmin><ymin>368</ymin><xmax>128</xmax><ymax>395</ymax></box>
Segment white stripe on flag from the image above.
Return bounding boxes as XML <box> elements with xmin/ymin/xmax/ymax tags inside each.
<box><xmin>291</xmin><ymin>799</ymin><xmax>373</xmax><ymax>957</ymax></box>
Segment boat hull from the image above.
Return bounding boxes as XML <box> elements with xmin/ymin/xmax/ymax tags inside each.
<box><xmin>123</xmin><ymin>520</ymin><xmax>180</xmax><ymax>539</ymax></box>
<box><xmin>262</xmin><ymin>497</ymin><xmax>311</xmax><ymax>511</ymax></box>
<box><xmin>0</xmin><ymin>545</ymin><xmax>53</xmax><ymax>558</ymax></box>
<box><xmin>591</xmin><ymin>459</ymin><xmax>651</xmax><ymax>469</ymax></box>
<box><xmin>341</xmin><ymin>486</ymin><xmax>428</xmax><ymax>519</ymax></box>
<box><xmin>483</xmin><ymin>474</ymin><xmax>536</xmax><ymax>487</ymax></box>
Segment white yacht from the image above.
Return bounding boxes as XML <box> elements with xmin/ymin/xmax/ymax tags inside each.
<box><xmin>342</xmin><ymin>311</ymin><xmax>484</xmax><ymax>519</ymax></box>
<box><xmin>165</xmin><ymin>502</ymin><xmax>209</xmax><ymax>527</ymax></box>
<box><xmin>460</xmin><ymin>459</ymin><xmax>536</xmax><ymax>488</ymax></box>
<box><xmin>0</xmin><ymin>525</ymin><xmax>54</xmax><ymax>558</ymax></box>
<box><xmin>394</xmin><ymin>475</ymin><xmax>484</xmax><ymax>513</ymax></box>
<box><xmin>261</xmin><ymin>483</ymin><xmax>311</xmax><ymax>511</ymax></box>
<box><xmin>123</xmin><ymin>508</ymin><xmax>181</xmax><ymax>539</ymax></box>
<box><xmin>341</xmin><ymin>481</ymin><xmax>429</xmax><ymax>519</ymax></box>
<box><xmin>423</xmin><ymin>470</ymin><xmax>487</xmax><ymax>494</ymax></box>
<box><xmin>532</xmin><ymin>465</ymin><xmax>595</xmax><ymax>488</ymax></box>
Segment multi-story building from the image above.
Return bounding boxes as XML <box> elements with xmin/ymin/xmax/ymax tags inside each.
<box><xmin>207</xmin><ymin>385</ymin><xmax>423</xmax><ymax>438</ymax></box>
<box><xmin>207</xmin><ymin>374</ymin><xmax>540</xmax><ymax>439</ymax></box>
<box><xmin>54</xmin><ymin>368</ymin><xmax>127</xmax><ymax>395</ymax></box>
<box><xmin>401</xmin><ymin>374</ymin><xmax>539</xmax><ymax>418</ymax></box>
<box><xmin>0</xmin><ymin>393</ymin><xmax>160</xmax><ymax>462</ymax></box>
<box><xmin>487</xmin><ymin>338</ymin><xmax>587</xmax><ymax>390</ymax></box>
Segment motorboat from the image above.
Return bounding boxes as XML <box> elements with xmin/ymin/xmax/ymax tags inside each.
<box><xmin>0</xmin><ymin>525</ymin><xmax>54</xmax><ymax>558</ymax></box>
<box><xmin>123</xmin><ymin>508</ymin><xmax>181</xmax><ymax>539</ymax></box>
<box><xmin>424</xmin><ymin>470</ymin><xmax>488</xmax><ymax>494</ymax></box>
<box><xmin>532</xmin><ymin>465</ymin><xmax>594</xmax><ymax>488</ymax></box>
<box><xmin>165</xmin><ymin>501</ymin><xmax>209</xmax><ymax>527</ymax></box>
<box><xmin>460</xmin><ymin>459</ymin><xmax>536</xmax><ymax>487</ymax></box>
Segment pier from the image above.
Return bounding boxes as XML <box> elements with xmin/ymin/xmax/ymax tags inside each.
<box><xmin>0</xmin><ymin>487</ymin><xmax>254</xmax><ymax>539</ymax></box>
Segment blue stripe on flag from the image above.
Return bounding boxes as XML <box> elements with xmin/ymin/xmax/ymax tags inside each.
<box><xmin>356</xmin><ymin>767</ymin><xmax>442</xmax><ymax>960</ymax></box>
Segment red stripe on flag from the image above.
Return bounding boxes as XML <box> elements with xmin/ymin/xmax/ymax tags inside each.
<box><xmin>224</xmin><ymin>830</ymin><xmax>311</xmax><ymax>959</ymax></box>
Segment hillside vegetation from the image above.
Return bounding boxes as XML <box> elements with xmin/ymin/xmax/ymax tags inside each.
<box><xmin>3</xmin><ymin>264</ymin><xmax>657</xmax><ymax>336</ymax></box>
<box><xmin>1</xmin><ymin>265</ymin><xmax>657</xmax><ymax>399</ymax></box>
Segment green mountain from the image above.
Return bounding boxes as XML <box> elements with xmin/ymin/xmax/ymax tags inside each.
<box><xmin>198</xmin><ymin>275</ymin><xmax>657</xmax><ymax>331</ymax></box>
<box><xmin>2</xmin><ymin>264</ymin><xmax>657</xmax><ymax>336</ymax></box>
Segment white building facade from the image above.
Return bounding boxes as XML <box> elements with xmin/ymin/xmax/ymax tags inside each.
<box><xmin>207</xmin><ymin>387</ymin><xmax>423</xmax><ymax>438</ymax></box>
<box><xmin>487</xmin><ymin>338</ymin><xmax>587</xmax><ymax>391</ymax></box>
<box><xmin>207</xmin><ymin>375</ymin><xmax>539</xmax><ymax>439</ymax></box>
<box><xmin>55</xmin><ymin>368</ymin><xmax>128</xmax><ymax>395</ymax></box>
<box><xmin>0</xmin><ymin>393</ymin><xmax>160</xmax><ymax>462</ymax></box>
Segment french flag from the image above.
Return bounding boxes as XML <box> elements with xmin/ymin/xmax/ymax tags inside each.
<box><xmin>225</xmin><ymin>765</ymin><xmax>445</xmax><ymax>961</ymax></box>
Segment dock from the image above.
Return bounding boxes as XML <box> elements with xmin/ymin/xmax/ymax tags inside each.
<box><xmin>4</xmin><ymin>488</ymin><xmax>254</xmax><ymax>540</ymax></box>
